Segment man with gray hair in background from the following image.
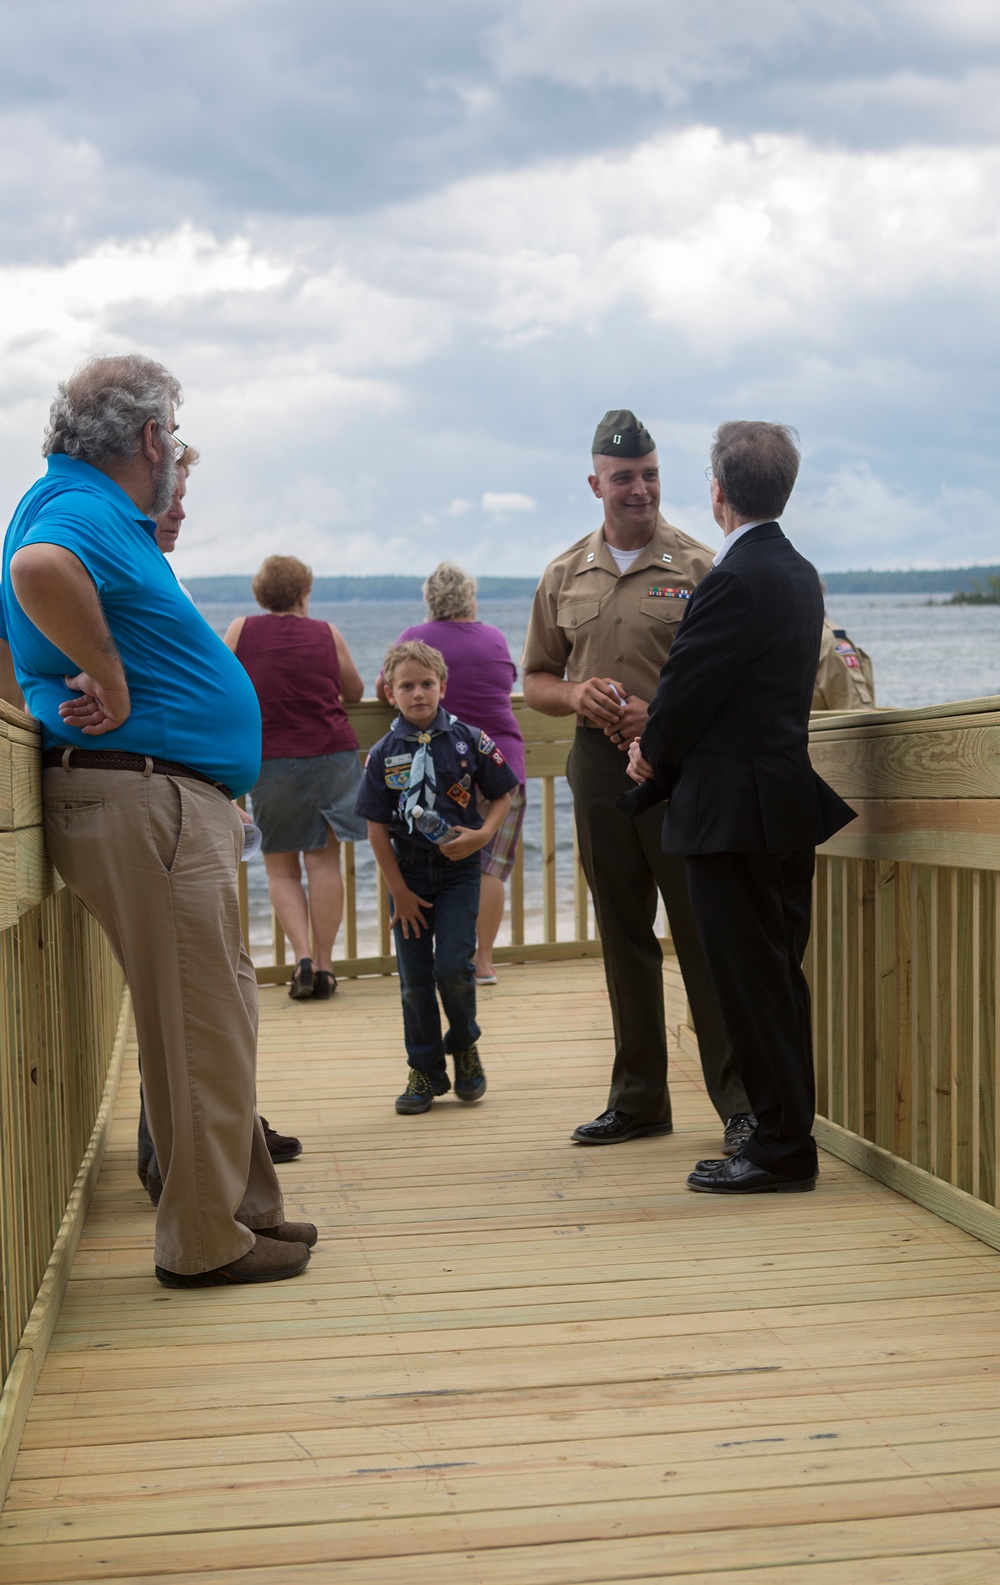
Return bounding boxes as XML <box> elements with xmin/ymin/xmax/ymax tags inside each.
<box><xmin>0</xmin><ymin>354</ymin><xmax>316</xmax><ymax>1287</ymax></box>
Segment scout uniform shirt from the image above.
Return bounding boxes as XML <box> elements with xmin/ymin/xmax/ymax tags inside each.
<box><xmin>812</xmin><ymin>618</ymin><xmax>876</xmax><ymax>711</ymax></box>
<box><xmin>355</xmin><ymin>708</ymin><xmax>519</xmax><ymax>850</ymax></box>
<box><xmin>522</xmin><ymin>513</ymin><xmax>716</xmax><ymax>721</ymax></box>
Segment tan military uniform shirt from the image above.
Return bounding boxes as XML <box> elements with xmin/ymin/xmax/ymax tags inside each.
<box><xmin>812</xmin><ymin>618</ymin><xmax>875</xmax><ymax>711</ymax></box>
<box><xmin>522</xmin><ymin>514</ymin><xmax>716</xmax><ymax>720</ymax></box>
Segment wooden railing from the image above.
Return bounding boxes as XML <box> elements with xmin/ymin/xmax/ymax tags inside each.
<box><xmin>242</xmin><ymin>698</ymin><xmax>631</xmax><ymax>985</ymax></box>
<box><xmin>807</xmin><ymin>695</ymin><xmax>1000</xmax><ymax>1249</ymax></box>
<box><xmin>0</xmin><ymin>702</ymin><xmax>127</xmax><ymax>1500</ymax></box>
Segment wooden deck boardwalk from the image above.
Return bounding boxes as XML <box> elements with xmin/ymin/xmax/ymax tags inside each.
<box><xmin>5</xmin><ymin>958</ymin><xmax>1000</xmax><ymax>1583</ymax></box>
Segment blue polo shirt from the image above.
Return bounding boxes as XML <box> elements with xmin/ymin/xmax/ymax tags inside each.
<box><xmin>0</xmin><ymin>455</ymin><xmax>262</xmax><ymax>796</ymax></box>
<box><xmin>355</xmin><ymin>708</ymin><xmax>518</xmax><ymax>849</ymax></box>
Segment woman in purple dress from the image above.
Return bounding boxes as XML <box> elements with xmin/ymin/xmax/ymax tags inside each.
<box><xmin>377</xmin><ymin>563</ymin><xmax>526</xmax><ymax>985</ymax></box>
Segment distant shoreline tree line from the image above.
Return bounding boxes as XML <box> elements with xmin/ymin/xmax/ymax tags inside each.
<box><xmin>184</xmin><ymin>567</ymin><xmax>1000</xmax><ymax>604</ymax></box>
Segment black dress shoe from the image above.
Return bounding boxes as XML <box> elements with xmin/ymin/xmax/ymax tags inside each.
<box><xmin>687</xmin><ymin>1153</ymin><xmax>817</xmax><ymax>1194</ymax></box>
<box><xmin>722</xmin><ymin>1112</ymin><xmax>758</xmax><ymax>1156</ymax></box>
<box><xmin>571</xmin><ymin>1109</ymin><xmax>673</xmax><ymax>1145</ymax></box>
<box><xmin>260</xmin><ymin>1118</ymin><xmax>302</xmax><ymax>1163</ymax></box>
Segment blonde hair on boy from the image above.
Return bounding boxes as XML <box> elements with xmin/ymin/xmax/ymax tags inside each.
<box><xmin>383</xmin><ymin>640</ymin><xmax>448</xmax><ymax>690</ymax></box>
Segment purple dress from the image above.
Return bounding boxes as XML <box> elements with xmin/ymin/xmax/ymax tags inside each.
<box><xmin>393</xmin><ymin>620</ymin><xmax>525</xmax><ymax>782</ymax></box>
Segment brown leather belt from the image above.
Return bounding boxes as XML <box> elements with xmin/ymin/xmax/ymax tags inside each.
<box><xmin>42</xmin><ymin>746</ymin><xmax>232</xmax><ymax>799</ymax></box>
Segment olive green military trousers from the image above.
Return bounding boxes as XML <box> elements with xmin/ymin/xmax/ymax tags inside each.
<box><xmin>567</xmin><ymin>728</ymin><xmax>750</xmax><ymax>1125</ymax></box>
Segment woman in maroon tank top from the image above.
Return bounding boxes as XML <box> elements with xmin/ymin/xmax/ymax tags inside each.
<box><xmin>225</xmin><ymin>556</ymin><xmax>366</xmax><ymax>999</ymax></box>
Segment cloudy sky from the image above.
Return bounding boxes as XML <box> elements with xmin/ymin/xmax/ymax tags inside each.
<box><xmin>2</xmin><ymin>0</ymin><xmax>999</xmax><ymax>577</ymax></box>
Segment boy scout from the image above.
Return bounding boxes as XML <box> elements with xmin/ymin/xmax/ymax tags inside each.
<box><xmin>812</xmin><ymin>617</ymin><xmax>876</xmax><ymax>711</ymax></box>
<box><xmin>523</xmin><ymin>410</ymin><xmax>753</xmax><ymax>1150</ymax></box>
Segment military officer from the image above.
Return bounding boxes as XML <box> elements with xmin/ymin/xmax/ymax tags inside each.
<box><xmin>523</xmin><ymin>410</ymin><xmax>753</xmax><ymax>1149</ymax></box>
<box><xmin>812</xmin><ymin>617</ymin><xmax>876</xmax><ymax>711</ymax></box>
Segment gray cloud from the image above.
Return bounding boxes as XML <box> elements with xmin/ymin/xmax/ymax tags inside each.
<box><xmin>1</xmin><ymin>0</ymin><xmax>999</xmax><ymax>577</ymax></box>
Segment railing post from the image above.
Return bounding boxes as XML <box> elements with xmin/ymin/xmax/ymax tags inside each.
<box><xmin>345</xmin><ymin>840</ymin><xmax>358</xmax><ymax>962</ymax></box>
<box><xmin>510</xmin><ymin>837</ymin><xmax>524</xmax><ymax>949</ymax></box>
<box><xmin>377</xmin><ymin>868</ymin><xmax>392</xmax><ymax>971</ymax></box>
<box><xmin>573</xmin><ymin>822</ymin><xmax>589</xmax><ymax>941</ymax></box>
<box><xmin>541</xmin><ymin>776</ymin><xmax>556</xmax><ymax>943</ymax></box>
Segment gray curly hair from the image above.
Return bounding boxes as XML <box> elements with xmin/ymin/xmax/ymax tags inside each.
<box><xmin>423</xmin><ymin>561</ymin><xmax>477</xmax><ymax>622</ymax></box>
<box><xmin>42</xmin><ymin>354</ymin><xmax>182</xmax><ymax>465</ymax></box>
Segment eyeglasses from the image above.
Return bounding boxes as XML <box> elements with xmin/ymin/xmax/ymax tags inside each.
<box><xmin>159</xmin><ymin>424</ymin><xmax>189</xmax><ymax>464</ymax></box>
<box><xmin>703</xmin><ymin>466</ymin><xmax>714</xmax><ymax>480</ymax></box>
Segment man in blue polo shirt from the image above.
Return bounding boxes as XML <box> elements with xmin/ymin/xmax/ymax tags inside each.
<box><xmin>0</xmin><ymin>353</ymin><xmax>316</xmax><ymax>1288</ymax></box>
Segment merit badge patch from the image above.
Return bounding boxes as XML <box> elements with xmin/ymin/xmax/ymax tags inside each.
<box><xmin>647</xmin><ymin>585</ymin><xmax>691</xmax><ymax>600</ymax></box>
<box><xmin>447</xmin><ymin>783</ymin><xmax>472</xmax><ymax>809</ymax></box>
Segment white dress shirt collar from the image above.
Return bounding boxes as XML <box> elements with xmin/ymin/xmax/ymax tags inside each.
<box><xmin>712</xmin><ymin>519</ymin><xmax>773</xmax><ymax>567</ymax></box>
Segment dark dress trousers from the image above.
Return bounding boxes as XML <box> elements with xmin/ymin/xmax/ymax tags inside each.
<box><xmin>638</xmin><ymin>522</ymin><xmax>855</xmax><ymax>1179</ymax></box>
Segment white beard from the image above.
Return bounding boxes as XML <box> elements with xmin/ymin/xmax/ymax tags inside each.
<box><xmin>149</xmin><ymin>448</ymin><xmax>178</xmax><ymax>519</ymax></box>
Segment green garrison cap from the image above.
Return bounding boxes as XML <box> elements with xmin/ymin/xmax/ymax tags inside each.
<box><xmin>592</xmin><ymin>409</ymin><xmax>656</xmax><ymax>458</ymax></box>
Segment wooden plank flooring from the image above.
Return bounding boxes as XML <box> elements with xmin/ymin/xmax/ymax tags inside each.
<box><xmin>5</xmin><ymin>958</ymin><xmax>1000</xmax><ymax>1582</ymax></box>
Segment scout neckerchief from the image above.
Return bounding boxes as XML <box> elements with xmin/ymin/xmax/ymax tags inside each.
<box><xmin>396</xmin><ymin>709</ymin><xmax>457</xmax><ymax>834</ymax></box>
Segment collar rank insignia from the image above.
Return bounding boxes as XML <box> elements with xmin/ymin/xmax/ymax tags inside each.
<box><xmin>647</xmin><ymin>585</ymin><xmax>691</xmax><ymax>599</ymax></box>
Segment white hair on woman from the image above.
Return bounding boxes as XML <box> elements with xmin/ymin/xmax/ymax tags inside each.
<box><xmin>423</xmin><ymin>562</ymin><xmax>477</xmax><ymax>622</ymax></box>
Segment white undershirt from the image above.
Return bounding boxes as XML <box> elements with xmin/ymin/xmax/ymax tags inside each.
<box><xmin>608</xmin><ymin>543</ymin><xmax>641</xmax><ymax>574</ymax></box>
<box><xmin>712</xmin><ymin>519</ymin><xmax>771</xmax><ymax>567</ymax></box>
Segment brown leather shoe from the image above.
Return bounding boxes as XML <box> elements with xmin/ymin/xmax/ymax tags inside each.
<box><xmin>155</xmin><ymin>1237</ymin><xmax>310</xmax><ymax>1287</ymax></box>
<box><xmin>257</xmin><ymin>1220</ymin><xmax>318</xmax><ymax>1248</ymax></box>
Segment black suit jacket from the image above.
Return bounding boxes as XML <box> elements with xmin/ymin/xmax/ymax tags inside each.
<box><xmin>635</xmin><ymin>522</ymin><xmax>854</xmax><ymax>855</ymax></box>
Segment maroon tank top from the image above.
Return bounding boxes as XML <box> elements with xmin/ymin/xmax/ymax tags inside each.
<box><xmin>235</xmin><ymin>613</ymin><xmax>359</xmax><ymax>759</ymax></box>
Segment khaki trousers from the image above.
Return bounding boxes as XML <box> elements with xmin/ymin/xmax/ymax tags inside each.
<box><xmin>567</xmin><ymin>728</ymin><xmax>750</xmax><ymax>1125</ymax></box>
<box><xmin>43</xmin><ymin>766</ymin><xmax>283</xmax><ymax>1274</ymax></box>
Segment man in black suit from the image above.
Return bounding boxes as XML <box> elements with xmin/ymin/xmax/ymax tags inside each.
<box><xmin>626</xmin><ymin>421</ymin><xmax>854</xmax><ymax>1194</ymax></box>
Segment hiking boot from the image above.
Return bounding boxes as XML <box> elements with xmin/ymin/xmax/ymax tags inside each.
<box><xmin>454</xmin><ymin>1045</ymin><xmax>487</xmax><ymax>1103</ymax></box>
<box><xmin>259</xmin><ymin>1118</ymin><xmax>302</xmax><ymax>1163</ymax></box>
<box><xmin>256</xmin><ymin>1220</ymin><xmax>318</xmax><ymax>1248</ymax></box>
<box><xmin>154</xmin><ymin>1237</ymin><xmax>310</xmax><ymax>1288</ymax></box>
<box><xmin>395</xmin><ymin>1068</ymin><xmax>451</xmax><ymax>1114</ymax></box>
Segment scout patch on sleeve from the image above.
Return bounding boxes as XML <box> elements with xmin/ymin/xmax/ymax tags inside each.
<box><xmin>477</xmin><ymin>732</ymin><xmax>496</xmax><ymax>755</ymax></box>
<box><xmin>491</xmin><ymin>749</ymin><xmax>506</xmax><ymax>766</ymax></box>
<box><xmin>834</xmin><ymin>642</ymin><xmax>861</xmax><ymax>670</ymax></box>
<box><xmin>647</xmin><ymin>585</ymin><xmax>691</xmax><ymax>599</ymax></box>
<box><xmin>447</xmin><ymin>783</ymin><xmax>472</xmax><ymax>808</ymax></box>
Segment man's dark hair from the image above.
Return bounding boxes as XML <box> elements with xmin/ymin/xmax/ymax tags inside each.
<box><xmin>710</xmin><ymin>421</ymin><xmax>800</xmax><ymax>521</ymax></box>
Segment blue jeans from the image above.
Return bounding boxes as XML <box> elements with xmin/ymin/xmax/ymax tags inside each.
<box><xmin>391</xmin><ymin>841</ymin><xmax>481</xmax><ymax>1074</ymax></box>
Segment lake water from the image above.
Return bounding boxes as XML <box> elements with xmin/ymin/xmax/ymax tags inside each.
<box><xmin>198</xmin><ymin>594</ymin><xmax>1000</xmax><ymax>953</ymax></box>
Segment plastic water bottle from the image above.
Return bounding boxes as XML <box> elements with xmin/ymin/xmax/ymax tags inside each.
<box><xmin>412</xmin><ymin>804</ymin><xmax>459</xmax><ymax>845</ymax></box>
<box><xmin>240</xmin><ymin>823</ymin><xmax>263</xmax><ymax>861</ymax></box>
